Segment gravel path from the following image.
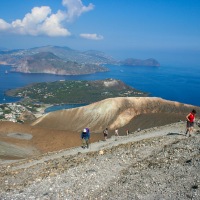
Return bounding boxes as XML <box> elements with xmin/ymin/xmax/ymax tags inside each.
<box><xmin>0</xmin><ymin>121</ymin><xmax>199</xmax><ymax>200</ymax></box>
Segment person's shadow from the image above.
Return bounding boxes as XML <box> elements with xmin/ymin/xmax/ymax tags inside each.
<box><xmin>167</xmin><ymin>132</ymin><xmax>183</xmax><ymax>136</ymax></box>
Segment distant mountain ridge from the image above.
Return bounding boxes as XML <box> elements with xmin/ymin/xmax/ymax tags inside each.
<box><xmin>12</xmin><ymin>52</ymin><xmax>108</xmax><ymax>75</ymax></box>
<box><xmin>0</xmin><ymin>45</ymin><xmax>160</xmax><ymax>75</ymax></box>
<box><xmin>0</xmin><ymin>45</ymin><xmax>116</xmax><ymax>65</ymax></box>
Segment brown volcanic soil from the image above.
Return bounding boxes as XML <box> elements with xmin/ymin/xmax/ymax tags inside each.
<box><xmin>0</xmin><ymin>97</ymin><xmax>199</xmax><ymax>160</ymax></box>
<box><xmin>0</xmin><ymin>113</ymin><xmax>188</xmax><ymax>160</ymax></box>
<box><xmin>32</xmin><ymin>97</ymin><xmax>199</xmax><ymax>133</ymax></box>
<box><xmin>0</xmin><ymin>122</ymin><xmax>103</xmax><ymax>158</ymax></box>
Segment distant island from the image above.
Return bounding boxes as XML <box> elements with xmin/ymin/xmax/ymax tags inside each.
<box><xmin>0</xmin><ymin>45</ymin><xmax>160</xmax><ymax>75</ymax></box>
<box><xmin>6</xmin><ymin>79</ymin><xmax>148</xmax><ymax>104</ymax></box>
<box><xmin>120</xmin><ymin>58</ymin><xmax>160</xmax><ymax>67</ymax></box>
<box><xmin>12</xmin><ymin>52</ymin><xmax>109</xmax><ymax>75</ymax></box>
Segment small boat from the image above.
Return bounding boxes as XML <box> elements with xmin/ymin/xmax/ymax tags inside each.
<box><xmin>5</xmin><ymin>70</ymin><xmax>8</xmax><ymax>74</ymax></box>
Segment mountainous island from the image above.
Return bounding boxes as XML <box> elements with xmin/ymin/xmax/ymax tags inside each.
<box><xmin>6</xmin><ymin>79</ymin><xmax>148</xmax><ymax>104</ymax></box>
<box><xmin>0</xmin><ymin>46</ymin><xmax>160</xmax><ymax>75</ymax></box>
<box><xmin>120</xmin><ymin>58</ymin><xmax>160</xmax><ymax>67</ymax></box>
<box><xmin>13</xmin><ymin>52</ymin><xmax>108</xmax><ymax>75</ymax></box>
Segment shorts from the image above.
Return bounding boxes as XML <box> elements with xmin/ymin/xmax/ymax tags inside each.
<box><xmin>187</xmin><ymin>121</ymin><xmax>194</xmax><ymax>128</ymax></box>
<box><xmin>104</xmin><ymin>133</ymin><xmax>108</xmax><ymax>137</ymax></box>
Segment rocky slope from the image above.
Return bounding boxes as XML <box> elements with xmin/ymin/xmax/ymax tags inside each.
<box><xmin>0</xmin><ymin>122</ymin><xmax>199</xmax><ymax>199</ymax></box>
<box><xmin>0</xmin><ymin>97</ymin><xmax>199</xmax><ymax>161</ymax></box>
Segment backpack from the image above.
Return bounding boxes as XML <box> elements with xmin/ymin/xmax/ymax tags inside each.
<box><xmin>86</xmin><ymin>128</ymin><xmax>90</xmax><ymax>133</ymax></box>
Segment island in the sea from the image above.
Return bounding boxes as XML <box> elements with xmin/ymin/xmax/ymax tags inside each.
<box><xmin>12</xmin><ymin>52</ymin><xmax>109</xmax><ymax>75</ymax></box>
<box><xmin>120</xmin><ymin>58</ymin><xmax>160</xmax><ymax>67</ymax></box>
<box><xmin>0</xmin><ymin>45</ymin><xmax>160</xmax><ymax>75</ymax></box>
<box><xmin>6</xmin><ymin>79</ymin><xmax>148</xmax><ymax>105</ymax></box>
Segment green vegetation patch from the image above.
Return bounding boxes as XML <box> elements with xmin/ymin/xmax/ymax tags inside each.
<box><xmin>6</xmin><ymin>79</ymin><xmax>148</xmax><ymax>104</ymax></box>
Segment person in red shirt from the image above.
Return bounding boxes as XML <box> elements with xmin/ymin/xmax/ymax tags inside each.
<box><xmin>185</xmin><ymin>109</ymin><xmax>196</xmax><ymax>137</ymax></box>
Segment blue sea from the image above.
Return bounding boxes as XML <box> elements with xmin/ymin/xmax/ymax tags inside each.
<box><xmin>0</xmin><ymin>64</ymin><xmax>200</xmax><ymax>111</ymax></box>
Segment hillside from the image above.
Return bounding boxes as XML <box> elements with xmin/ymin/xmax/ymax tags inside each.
<box><xmin>0</xmin><ymin>45</ymin><xmax>116</xmax><ymax>66</ymax></box>
<box><xmin>0</xmin><ymin>97</ymin><xmax>199</xmax><ymax>161</ymax></box>
<box><xmin>0</xmin><ymin>121</ymin><xmax>200</xmax><ymax>199</ymax></box>
<box><xmin>11</xmin><ymin>52</ymin><xmax>108</xmax><ymax>75</ymax></box>
<box><xmin>6</xmin><ymin>79</ymin><xmax>148</xmax><ymax>104</ymax></box>
<box><xmin>0</xmin><ymin>96</ymin><xmax>200</xmax><ymax>199</ymax></box>
<box><xmin>32</xmin><ymin>97</ymin><xmax>200</xmax><ymax>133</ymax></box>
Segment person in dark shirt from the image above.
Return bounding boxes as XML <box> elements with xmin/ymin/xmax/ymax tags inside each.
<box><xmin>81</xmin><ymin>128</ymin><xmax>90</xmax><ymax>148</ymax></box>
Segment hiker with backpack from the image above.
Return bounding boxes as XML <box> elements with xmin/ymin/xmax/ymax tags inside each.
<box><xmin>81</xmin><ymin>128</ymin><xmax>90</xmax><ymax>149</ymax></box>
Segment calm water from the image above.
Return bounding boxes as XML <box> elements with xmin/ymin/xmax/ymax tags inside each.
<box><xmin>0</xmin><ymin>64</ymin><xmax>200</xmax><ymax>108</ymax></box>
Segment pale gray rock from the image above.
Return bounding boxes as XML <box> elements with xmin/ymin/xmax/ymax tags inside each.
<box><xmin>0</xmin><ymin>122</ymin><xmax>199</xmax><ymax>200</ymax></box>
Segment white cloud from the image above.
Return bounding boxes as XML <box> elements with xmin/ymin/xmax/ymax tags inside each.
<box><xmin>0</xmin><ymin>0</ymin><xmax>94</xmax><ymax>37</ymax></box>
<box><xmin>62</xmin><ymin>0</ymin><xmax>94</xmax><ymax>22</ymax></box>
<box><xmin>0</xmin><ymin>6</ymin><xmax>70</xmax><ymax>37</ymax></box>
<box><xmin>39</xmin><ymin>10</ymin><xmax>71</xmax><ymax>36</ymax></box>
<box><xmin>80</xmin><ymin>33</ymin><xmax>104</xmax><ymax>40</ymax></box>
<box><xmin>0</xmin><ymin>19</ymin><xmax>11</xmax><ymax>30</ymax></box>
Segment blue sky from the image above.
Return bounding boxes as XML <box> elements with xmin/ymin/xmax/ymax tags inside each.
<box><xmin>0</xmin><ymin>0</ymin><xmax>200</xmax><ymax>64</ymax></box>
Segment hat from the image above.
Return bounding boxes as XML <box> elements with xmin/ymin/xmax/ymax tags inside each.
<box><xmin>83</xmin><ymin>128</ymin><xmax>87</xmax><ymax>133</ymax></box>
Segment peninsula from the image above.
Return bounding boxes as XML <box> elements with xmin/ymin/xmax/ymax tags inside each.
<box><xmin>6</xmin><ymin>79</ymin><xmax>148</xmax><ymax>104</ymax></box>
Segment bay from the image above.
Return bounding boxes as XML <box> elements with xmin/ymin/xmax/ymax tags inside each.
<box><xmin>0</xmin><ymin>64</ymin><xmax>200</xmax><ymax>108</ymax></box>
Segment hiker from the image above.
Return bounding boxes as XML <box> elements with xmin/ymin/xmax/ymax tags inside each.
<box><xmin>103</xmin><ymin>128</ymin><xmax>108</xmax><ymax>141</ymax></box>
<box><xmin>185</xmin><ymin>109</ymin><xmax>196</xmax><ymax>137</ymax></box>
<box><xmin>114</xmin><ymin>128</ymin><xmax>119</xmax><ymax>136</ymax></box>
<box><xmin>126</xmin><ymin>129</ymin><xmax>130</xmax><ymax>136</ymax></box>
<box><xmin>81</xmin><ymin>128</ymin><xmax>90</xmax><ymax>148</ymax></box>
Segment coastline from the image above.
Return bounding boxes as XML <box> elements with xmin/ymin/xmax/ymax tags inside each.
<box><xmin>34</xmin><ymin>104</ymin><xmax>52</xmax><ymax>118</ymax></box>
<box><xmin>1</xmin><ymin>64</ymin><xmax>200</xmax><ymax>106</ymax></box>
